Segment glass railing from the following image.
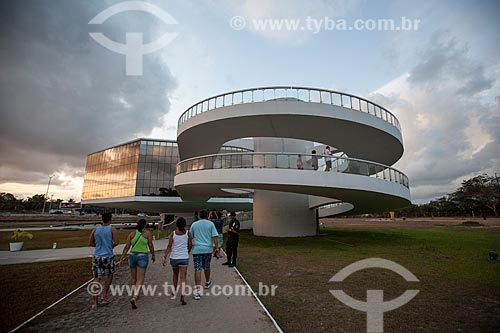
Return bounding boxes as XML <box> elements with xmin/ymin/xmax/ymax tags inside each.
<box><xmin>318</xmin><ymin>202</ymin><xmax>347</xmax><ymax>209</ymax></box>
<box><xmin>178</xmin><ymin>86</ymin><xmax>401</xmax><ymax>132</ymax></box>
<box><xmin>176</xmin><ymin>152</ymin><xmax>409</xmax><ymax>188</ymax></box>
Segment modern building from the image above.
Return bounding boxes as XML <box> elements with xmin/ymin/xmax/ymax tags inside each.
<box><xmin>82</xmin><ymin>86</ymin><xmax>411</xmax><ymax>236</ymax></box>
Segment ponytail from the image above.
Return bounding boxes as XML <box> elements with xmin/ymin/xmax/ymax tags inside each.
<box><xmin>137</xmin><ymin>219</ymin><xmax>147</xmax><ymax>232</ymax></box>
<box><xmin>176</xmin><ymin>217</ymin><xmax>187</xmax><ymax>234</ymax></box>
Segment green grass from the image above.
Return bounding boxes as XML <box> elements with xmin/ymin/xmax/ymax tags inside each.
<box><xmin>237</xmin><ymin>227</ymin><xmax>500</xmax><ymax>332</ymax></box>
<box><xmin>240</xmin><ymin>227</ymin><xmax>499</xmax><ymax>283</ymax></box>
<box><xmin>0</xmin><ymin>228</ymin><xmax>166</xmax><ymax>251</ymax></box>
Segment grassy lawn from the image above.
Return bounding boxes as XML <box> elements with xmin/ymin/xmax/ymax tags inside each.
<box><xmin>0</xmin><ymin>258</ymin><xmax>91</xmax><ymax>333</ymax></box>
<box><xmin>237</xmin><ymin>227</ymin><xmax>500</xmax><ymax>332</ymax></box>
<box><xmin>0</xmin><ymin>229</ymin><xmax>167</xmax><ymax>251</ymax></box>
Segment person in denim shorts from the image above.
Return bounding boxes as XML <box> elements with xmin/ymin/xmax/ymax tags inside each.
<box><xmin>189</xmin><ymin>210</ymin><xmax>218</xmax><ymax>300</ymax></box>
<box><xmin>88</xmin><ymin>212</ymin><xmax>118</xmax><ymax>309</ymax></box>
<box><xmin>162</xmin><ymin>217</ymin><xmax>192</xmax><ymax>305</ymax></box>
<box><xmin>118</xmin><ymin>219</ymin><xmax>155</xmax><ymax>309</ymax></box>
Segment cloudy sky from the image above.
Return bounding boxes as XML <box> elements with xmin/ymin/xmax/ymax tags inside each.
<box><xmin>0</xmin><ymin>0</ymin><xmax>499</xmax><ymax>204</ymax></box>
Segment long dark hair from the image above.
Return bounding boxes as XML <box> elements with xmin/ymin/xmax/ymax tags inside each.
<box><xmin>137</xmin><ymin>219</ymin><xmax>147</xmax><ymax>232</ymax></box>
<box><xmin>176</xmin><ymin>217</ymin><xmax>186</xmax><ymax>234</ymax></box>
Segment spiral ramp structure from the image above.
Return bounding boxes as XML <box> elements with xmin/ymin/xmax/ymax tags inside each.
<box><xmin>174</xmin><ymin>86</ymin><xmax>411</xmax><ymax>237</ymax></box>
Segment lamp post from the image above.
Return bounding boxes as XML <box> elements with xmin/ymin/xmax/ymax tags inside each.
<box><xmin>48</xmin><ymin>194</ymin><xmax>54</xmax><ymax>212</ymax></box>
<box><xmin>42</xmin><ymin>175</ymin><xmax>54</xmax><ymax>214</ymax></box>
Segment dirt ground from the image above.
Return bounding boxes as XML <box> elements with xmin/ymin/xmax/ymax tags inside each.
<box><xmin>236</xmin><ymin>220</ymin><xmax>500</xmax><ymax>332</ymax></box>
<box><xmin>321</xmin><ymin>216</ymin><xmax>500</xmax><ymax>230</ymax></box>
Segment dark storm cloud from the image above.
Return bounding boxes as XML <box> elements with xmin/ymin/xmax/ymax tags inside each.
<box><xmin>0</xmin><ymin>0</ymin><xmax>177</xmax><ymax>185</ymax></box>
<box><xmin>373</xmin><ymin>32</ymin><xmax>499</xmax><ymax>202</ymax></box>
<box><xmin>408</xmin><ymin>32</ymin><xmax>493</xmax><ymax>95</ymax></box>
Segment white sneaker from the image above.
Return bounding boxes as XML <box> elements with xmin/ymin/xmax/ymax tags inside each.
<box><xmin>204</xmin><ymin>280</ymin><xmax>212</xmax><ymax>289</ymax></box>
<box><xmin>194</xmin><ymin>291</ymin><xmax>201</xmax><ymax>300</ymax></box>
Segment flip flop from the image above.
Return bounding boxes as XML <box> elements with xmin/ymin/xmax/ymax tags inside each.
<box><xmin>130</xmin><ymin>297</ymin><xmax>138</xmax><ymax>309</ymax></box>
<box><xmin>100</xmin><ymin>299</ymin><xmax>110</xmax><ymax>306</ymax></box>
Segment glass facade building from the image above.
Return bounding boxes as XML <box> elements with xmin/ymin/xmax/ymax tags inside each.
<box><xmin>82</xmin><ymin>139</ymin><xmax>179</xmax><ymax>200</ymax></box>
<box><xmin>82</xmin><ymin>140</ymin><xmax>140</xmax><ymax>200</ymax></box>
<box><xmin>82</xmin><ymin>139</ymin><xmax>252</xmax><ymax>201</ymax></box>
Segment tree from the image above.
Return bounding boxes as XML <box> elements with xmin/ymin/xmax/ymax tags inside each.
<box><xmin>452</xmin><ymin>174</ymin><xmax>500</xmax><ymax>216</ymax></box>
<box><xmin>23</xmin><ymin>194</ymin><xmax>46</xmax><ymax>211</ymax></box>
<box><xmin>0</xmin><ymin>193</ymin><xmax>21</xmax><ymax>211</ymax></box>
<box><xmin>393</xmin><ymin>173</ymin><xmax>499</xmax><ymax>217</ymax></box>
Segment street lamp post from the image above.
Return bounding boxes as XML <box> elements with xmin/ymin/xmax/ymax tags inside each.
<box><xmin>42</xmin><ymin>175</ymin><xmax>54</xmax><ymax>214</ymax></box>
<box><xmin>48</xmin><ymin>194</ymin><xmax>54</xmax><ymax>212</ymax></box>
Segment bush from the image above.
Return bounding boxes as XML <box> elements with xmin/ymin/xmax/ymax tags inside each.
<box><xmin>461</xmin><ymin>221</ymin><xmax>482</xmax><ymax>226</ymax></box>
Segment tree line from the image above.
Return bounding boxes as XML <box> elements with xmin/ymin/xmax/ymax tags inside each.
<box><xmin>0</xmin><ymin>193</ymin><xmax>145</xmax><ymax>215</ymax></box>
<box><xmin>0</xmin><ymin>193</ymin><xmax>79</xmax><ymax>212</ymax></box>
<box><xmin>395</xmin><ymin>173</ymin><xmax>500</xmax><ymax>218</ymax></box>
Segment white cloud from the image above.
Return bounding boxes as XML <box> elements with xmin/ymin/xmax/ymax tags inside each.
<box><xmin>370</xmin><ymin>32</ymin><xmax>500</xmax><ymax>203</ymax></box>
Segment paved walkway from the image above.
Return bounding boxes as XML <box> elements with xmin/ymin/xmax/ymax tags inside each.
<box><xmin>27</xmin><ymin>251</ymin><xmax>279</xmax><ymax>332</ymax></box>
<box><xmin>0</xmin><ymin>240</ymin><xmax>168</xmax><ymax>265</ymax></box>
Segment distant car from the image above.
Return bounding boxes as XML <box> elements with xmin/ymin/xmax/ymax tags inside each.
<box><xmin>49</xmin><ymin>209</ymin><xmax>63</xmax><ymax>214</ymax></box>
<box><xmin>137</xmin><ymin>213</ymin><xmax>148</xmax><ymax>217</ymax></box>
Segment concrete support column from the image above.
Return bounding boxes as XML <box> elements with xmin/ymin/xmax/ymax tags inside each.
<box><xmin>251</xmin><ymin>138</ymin><xmax>317</xmax><ymax>237</ymax></box>
<box><xmin>253</xmin><ymin>190</ymin><xmax>317</xmax><ymax>237</ymax></box>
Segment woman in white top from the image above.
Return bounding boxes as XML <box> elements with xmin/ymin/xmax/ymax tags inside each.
<box><xmin>162</xmin><ymin>217</ymin><xmax>192</xmax><ymax>305</ymax></box>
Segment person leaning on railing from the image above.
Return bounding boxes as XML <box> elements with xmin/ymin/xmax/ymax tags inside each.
<box><xmin>296</xmin><ymin>154</ymin><xmax>304</xmax><ymax>170</ymax></box>
<box><xmin>323</xmin><ymin>146</ymin><xmax>332</xmax><ymax>172</ymax></box>
<box><xmin>311</xmin><ymin>150</ymin><xmax>319</xmax><ymax>171</ymax></box>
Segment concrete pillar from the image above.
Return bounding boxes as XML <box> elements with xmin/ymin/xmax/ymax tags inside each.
<box><xmin>253</xmin><ymin>137</ymin><xmax>313</xmax><ymax>153</ymax></box>
<box><xmin>251</xmin><ymin>138</ymin><xmax>317</xmax><ymax>237</ymax></box>
<box><xmin>253</xmin><ymin>190</ymin><xmax>317</xmax><ymax>237</ymax></box>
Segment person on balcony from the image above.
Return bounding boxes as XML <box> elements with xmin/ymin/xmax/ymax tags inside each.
<box><xmin>323</xmin><ymin>146</ymin><xmax>332</xmax><ymax>171</ymax></box>
<box><xmin>296</xmin><ymin>155</ymin><xmax>304</xmax><ymax>169</ymax></box>
<box><xmin>311</xmin><ymin>150</ymin><xmax>319</xmax><ymax>170</ymax></box>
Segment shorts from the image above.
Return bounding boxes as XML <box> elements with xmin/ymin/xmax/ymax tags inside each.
<box><xmin>129</xmin><ymin>253</ymin><xmax>149</xmax><ymax>269</ymax></box>
<box><xmin>193</xmin><ymin>253</ymin><xmax>212</xmax><ymax>271</ymax></box>
<box><xmin>170</xmin><ymin>258</ymin><xmax>189</xmax><ymax>268</ymax></box>
<box><xmin>92</xmin><ymin>256</ymin><xmax>115</xmax><ymax>278</ymax></box>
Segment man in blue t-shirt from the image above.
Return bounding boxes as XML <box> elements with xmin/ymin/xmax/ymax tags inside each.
<box><xmin>189</xmin><ymin>209</ymin><xmax>219</xmax><ymax>300</ymax></box>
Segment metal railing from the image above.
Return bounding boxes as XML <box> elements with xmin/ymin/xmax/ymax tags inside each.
<box><xmin>176</xmin><ymin>152</ymin><xmax>409</xmax><ymax>188</ymax></box>
<box><xmin>178</xmin><ymin>86</ymin><xmax>401</xmax><ymax>131</ymax></box>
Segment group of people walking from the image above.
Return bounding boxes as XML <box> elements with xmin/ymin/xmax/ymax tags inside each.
<box><xmin>88</xmin><ymin>209</ymin><xmax>240</xmax><ymax>309</ymax></box>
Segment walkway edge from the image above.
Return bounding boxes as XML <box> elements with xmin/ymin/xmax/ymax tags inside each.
<box><xmin>9</xmin><ymin>278</ymin><xmax>93</xmax><ymax>333</ymax></box>
<box><xmin>232</xmin><ymin>265</ymin><xmax>285</xmax><ymax>333</ymax></box>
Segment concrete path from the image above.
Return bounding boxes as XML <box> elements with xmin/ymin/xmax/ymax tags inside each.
<box><xmin>0</xmin><ymin>239</ymin><xmax>168</xmax><ymax>265</ymax></box>
<box><xmin>28</xmin><ymin>251</ymin><xmax>279</xmax><ymax>332</ymax></box>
